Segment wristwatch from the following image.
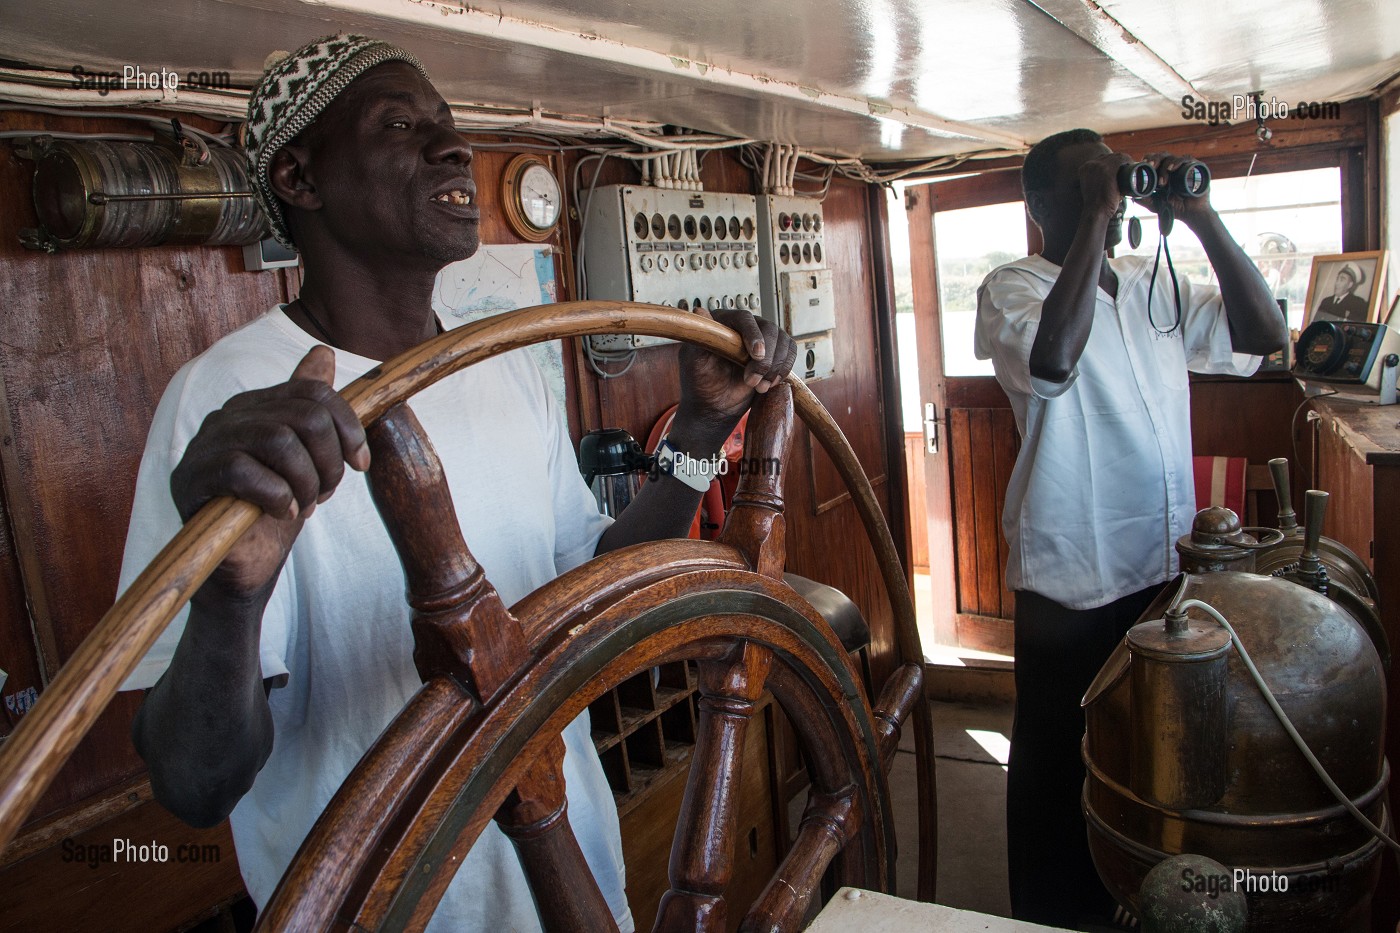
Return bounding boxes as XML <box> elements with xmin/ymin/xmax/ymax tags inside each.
<box><xmin>655</xmin><ymin>438</ymin><xmax>719</xmax><ymax>492</ymax></box>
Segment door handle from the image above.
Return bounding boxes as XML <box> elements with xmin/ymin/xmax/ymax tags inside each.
<box><xmin>923</xmin><ymin>402</ymin><xmax>939</xmax><ymax>454</ymax></box>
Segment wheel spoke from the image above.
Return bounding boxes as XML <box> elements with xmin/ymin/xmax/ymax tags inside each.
<box><xmin>871</xmin><ymin>663</ymin><xmax>923</xmax><ymax>771</ymax></box>
<box><xmin>719</xmin><ymin>384</ymin><xmax>793</xmax><ymax>579</ymax></box>
<box><xmin>764</xmin><ymin>659</ymin><xmax>887</xmax><ymax>893</ymax></box>
<box><xmin>365</xmin><ymin>402</ymin><xmax>529</xmax><ymax>700</ymax></box>
<box><xmin>654</xmin><ymin>641</ymin><xmax>773</xmax><ymax>932</ymax></box>
<box><xmin>738</xmin><ymin>786</ymin><xmax>859</xmax><ymax>933</ymax></box>
<box><xmin>496</xmin><ymin>735</ymin><xmax>621</xmax><ymax>933</ymax></box>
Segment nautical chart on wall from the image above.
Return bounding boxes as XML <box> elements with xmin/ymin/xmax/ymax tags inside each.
<box><xmin>432</xmin><ymin>243</ymin><xmax>565</xmax><ymax>409</ymax></box>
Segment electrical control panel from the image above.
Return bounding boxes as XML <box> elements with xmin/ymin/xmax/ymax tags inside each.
<box><xmin>582</xmin><ymin>185</ymin><xmax>760</xmax><ymax>351</ymax></box>
<box><xmin>756</xmin><ymin>194</ymin><xmax>835</xmax><ymax>380</ymax></box>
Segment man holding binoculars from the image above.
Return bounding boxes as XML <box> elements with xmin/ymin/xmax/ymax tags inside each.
<box><xmin>974</xmin><ymin>129</ymin><xmax>1285</xmax><ymax>928</ymax></box>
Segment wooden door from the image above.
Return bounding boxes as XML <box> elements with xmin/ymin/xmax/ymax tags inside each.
<box><xmin>904</xmin><ymin>173</ymin><xmax>1036</xmax><ymax>656</ymax></box>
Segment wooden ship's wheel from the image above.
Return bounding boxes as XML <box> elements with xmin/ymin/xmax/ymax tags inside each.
<box><xmin>0</xmin><ymin>303</ymin><xmax>937</xmax><ymax>931</ymax></box>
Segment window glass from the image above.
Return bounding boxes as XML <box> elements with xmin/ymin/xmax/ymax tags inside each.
<box><xmin>933</xmin><ymin>200</ymin><xmax>1029</xmax><ymax>376</ymax></box>
<box><xmin>1116</xmin><ymin>167</ymin><xmax>1342</xmax><ymax>331</ymax></box>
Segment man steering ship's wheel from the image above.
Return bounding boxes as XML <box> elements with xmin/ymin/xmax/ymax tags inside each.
<box><xmin>0</xmin><ymin>303</ymin><xmax>937</xmax><ymax>931</ymax></box>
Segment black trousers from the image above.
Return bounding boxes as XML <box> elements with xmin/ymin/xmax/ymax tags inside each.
<box><xmin>1006</xmin><ymin>583</ymin><xmax>1165</xmax><ymax>928</ymax></box>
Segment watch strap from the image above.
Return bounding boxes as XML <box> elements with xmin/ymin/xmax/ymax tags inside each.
<box><xmin>655</xmin><ymin>439</ymin><xmax>719</xmax><ymax>492</ymax></box>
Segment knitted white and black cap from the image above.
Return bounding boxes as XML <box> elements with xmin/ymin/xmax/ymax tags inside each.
<box><xmin>246</xmin><ymin>34</ymin><xmax>429</xmax><ymax>250</ymax></box>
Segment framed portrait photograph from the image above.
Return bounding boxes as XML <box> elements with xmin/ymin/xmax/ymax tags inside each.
<box><xmin>1303</xmin><ymin>251</ymin><xmax>1387</xmax><ymax>327</ymax></box>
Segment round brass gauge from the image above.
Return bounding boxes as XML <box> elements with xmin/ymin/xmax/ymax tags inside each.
<box><xmin>501</xmin><ymin>154</ymin><xmax>562</xmax><ymax>241</ymax></box>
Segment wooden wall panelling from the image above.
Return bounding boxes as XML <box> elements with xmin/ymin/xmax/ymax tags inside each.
<box><xmin>800</xmin><ymin>180</ymin><xmax>892</xmax><ymax>516</ymax></box>
<box><xmin>1341</xmin><ymin>145</ymin><xmax>1371</xmax><ymax>254</ymax></box>
<box><xmin>1335</xmin><ymin>97</ymin><xmax>1382</xmax><ymax>254</ymax></box>
<box><xmin>969</xmin><ymin>411</ymin><xmax>1001</xmax><ymax>616</ymax></box>
<box><xmin>946</xmin><ymin>403</ymin><xmax>1018</xmax><ymax>630</ymax></box>
<box><xmin>803</xmin><ymin>180</ymin><xmax>898</xmax><ymax>686</ymax></box>
<box><xmin>0</xmin><ymin>792</ymin><xmax>241</xmax><ymax>933</ymax></box>
<box><xmin>1364</xmin><ymin>96</ymin><xmax>1382</xmax><ymax>253</ymax></box>
<box><xmin>927</xmin><ymin>170</ymin><xmax>1025</xmax><ymax>214</ymax></box>
<box><xmin>990</xmin><ymin>410</ymin><xmax>1019</xmax><ymax>619</ymax></box>
<box><xmin>0</xmin><ymin>482</ymin><xmax>44</xmax><ymax>741</ymax></box>
<box><xmin>544</xmin><ymin>150</ymin><xmax>592</xmax><ymax>445</ymax></box>
<box><xmin>952</xmin><ymin>614</ymin><xmax>1015</xmax><ymax>658</ymax></box>
<box><xmin>946</xmin><ymin>377</ymin><xmax>1010</xmax><ymax>409</ymax></box>
<box><xmin>1314</xmin><ymin>414</ymin><xmax>1376</xmax><ymax>568</ymax></box>
<box><xmin>0</xmin><ymin>111</ymin><xmax>298</xmax><ymax>820</ymax></box>
<box><xmin>948</xmin><ymin>409</ymin><xmax>979</xmax><ymax>616</ymax></box>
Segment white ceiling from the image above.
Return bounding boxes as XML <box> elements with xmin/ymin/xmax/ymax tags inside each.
<box><xmin>2</xmin><ymin>0</ymin><xmax>1399</xmax><ymax>160</ymax></box>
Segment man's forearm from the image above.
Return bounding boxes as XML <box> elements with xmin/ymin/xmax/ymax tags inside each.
<box><xmin>1031</xmin><ymin>214</ymin><xmax>1112</xmax><ymax>383</ymax></box>
<box><xmin>1188</xmin><ymin>210</ymin><xmax>1287</xmax><ymax>355</ymax></box>
<box><xmin>595</xmin><ymin>414</ymin><xmax>729</xmax><ymax>554</ymax></box>
<box><xmin>131</xmin><ymin>594</ymin><xmax>275</xmax><ymax>827</ymax></box>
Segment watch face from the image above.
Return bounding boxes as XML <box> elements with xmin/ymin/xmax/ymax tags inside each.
<box><xmin>519</xmin><ymin>163</ymin><xmax>561</xmax><ymax>230</ymax></box>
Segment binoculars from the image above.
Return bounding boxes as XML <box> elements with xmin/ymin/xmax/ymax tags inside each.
<box><xmin>1117</xmin><ymin>159</ymin><xmax>1211</xmax><ymax>199</ymax></box>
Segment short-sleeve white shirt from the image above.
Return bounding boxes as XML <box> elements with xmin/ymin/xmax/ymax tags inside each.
<box><xmin>974</xmin><ymin>254</ymin><xmax>1259</xmax><ymax>610</ymax></box>
<box><xmin>118</xmin><ymin>309</ymin><xmax>631</xmax><ymax>931</ymax></box>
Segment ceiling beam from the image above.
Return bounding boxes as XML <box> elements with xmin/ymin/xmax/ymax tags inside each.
<box><xmin>1022</xmin><ymin>0</ymin><xmax>1203</xmax><ymax>104</ymax></box>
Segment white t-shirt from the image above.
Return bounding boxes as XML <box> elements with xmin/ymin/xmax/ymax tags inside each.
<box><xmin>118</xmin><ymin>308</ymin><xmax>632</xmax><ymax>931</ymax></box>
<box><xmin>974</xmin><ymin>254</ymin><xmax>1260</xmax><ymax>610</ymax></box>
